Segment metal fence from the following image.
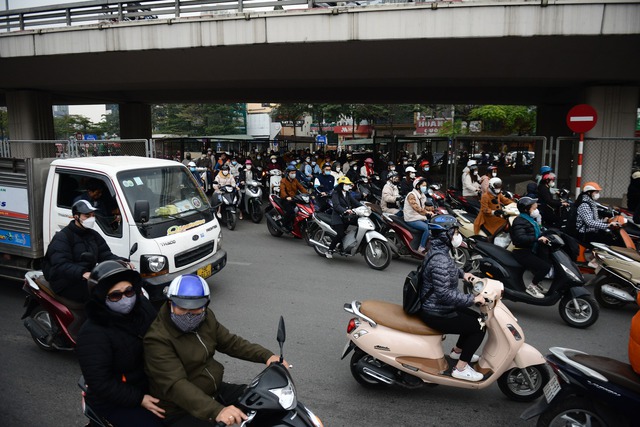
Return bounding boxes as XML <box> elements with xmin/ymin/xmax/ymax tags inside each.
<box><xmin>1</xmin><ymin>139</ymin><xmax>150</xmax><ymax>159</ymax></box>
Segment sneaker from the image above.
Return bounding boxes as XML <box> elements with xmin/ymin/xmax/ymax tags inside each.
<box><xmin>325</xmin><ymin>250</ymin><xmax>333</xmax><ymax>259</ymax></box>
<box><xmin>216</xmin><ymin>212</ymin><xmax>222</xmax><ymax>219</ymax></box>
<box><xmin>452</xmin><ymin>364</ymin><xmax>483</xmax><ymax>382</ymax></box>
<box><xmin>417</xmin><ymin>246</ymin><xmax>426</xmax><ymax>254</ymax></box>
<box><xmin>449</xmin><ymin>349</ymin><xmax>480</xmax><ymax>363</ymax></box>
<box><xmin>526</xmin><ymin>284</ymin><xmax>545</xmax><ymax>299</ymax></box>
<box><xmin>238</xmin><ymin>212</ymin><xmax>243</xmax><ymax>220</ymax></box>
<box><xmin>544</xmin><ymin>267</ymin><xmax>554</xmax><ymax>279</ymax></box>
<box><xmin>534</xmin><ymin>283</ymin><xmax>546</xmax><ymax>295</ymax></box>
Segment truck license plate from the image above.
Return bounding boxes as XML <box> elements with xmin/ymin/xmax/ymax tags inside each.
<box><xmin>197</xmin><ymin>264</ymin><xmax>212</xmax><ymax>279</ymax></box>
<box><xmin>543</xmin><ymin>375</ymin><xmax>561</xmax><ymax>403</ymax></box>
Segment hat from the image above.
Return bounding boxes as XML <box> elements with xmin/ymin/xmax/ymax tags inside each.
<box><xmin>72</xmin><ymin>199</ymin><xmax>98</xmax><ymax>215</ymax></box>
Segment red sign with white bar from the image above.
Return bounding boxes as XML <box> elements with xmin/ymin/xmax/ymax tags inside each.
<box><xmin>566</xmin><ymin>104</ymin><xmax>598</xmax><ymax>133</ymax></box>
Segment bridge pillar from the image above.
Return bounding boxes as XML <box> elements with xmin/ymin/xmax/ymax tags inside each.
<box><xmin>119</xmin><ymin>103</ymin><xmax>152</xmax><ymax>140</ymax></box>
<box><xmin>6</xmin><ymin>90</ymin><xmax>54</xmax><ymax>140</ymax></box>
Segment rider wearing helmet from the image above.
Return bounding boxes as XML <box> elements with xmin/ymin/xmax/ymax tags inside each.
<box><xmin>537</xmin><ymin>172</ymin><xmax>569</xmax><ymax>227</ymax></box>
<box><xmin>462</xmin><ymin>160</ymin><xmax>481</xmax><ymax>203</ymax></box>
<box><xmin>326</xmin><ymin>176</ymin><xmax>361</xmax><ymax>258</ymax></box>
<box><xmin>188</xmin><ymin>161</ymin><xmax>205</xmax><ymax>190</ymax></box>
<box><xmin>380</xmin><ymin>161</ymin><xmax>396</xmax><ymax>183</ymax></box>
<box><xmin>314</xmin><ymin>162</ymin><xmax>336</xmax><ymax>212</ymax></box>
<box><xmin>280</xmin><ymin>164</ymin><xmax>307</xmax><ymax>231</ymax></box>
<box><xmin>479</xmin><ymin>165</ymin><xmax>498</xmax><ymax>194</ymax></box>
<box><xmin>400</xmin><ymin>166</ymin><xmax>417</xmax><ymax>196</ymax></box>
<box><xmin>403</xmin><ymin>178</ymin><xmax>436</xmax><ymax>253</ymax></box>
<box><xmin>213</xmin><ymin>164</ymin><xmax>239</xmax><ymax>218</ymax></box>
<box><xmin>510</xmin><ymin>197</ymin><xmax>552</xmax><ymax>299</ymax></box>
<box><xmin>536</xmin><ymin>165</ymin><xmax>553</xmax><ymax>185</ymax></box>
<box><xmin>238</xmin><ymin>159</ymin><xmax>254</xmax><ymax>186</ymax></box>
<box><xmin>381</xmin><ymin>170</ymin><xmax>402</xmax><ymax>215</ymax></box>
<box><xmin>360</xmin><ymin>157</ymin><xmax>376</xmax><ymax>179</ymax></box>
<box><xmin>473</xmin><ymin>177</ymin><xmax>514</xmax><ymax>236</ymax></box>
<box><xmin>77</xmin><ymin>261</ymin><xmax>163</xmax><ymax>426</ymax></box>
<box><xmin>418</xmin><ymin>159</ymin><xmax>431</xmax><ymax>182</ymax></box>
<box><xmin>144</xmin><ymin>275</ymin><xmax>283</xmax><ymax>426</ymax></box>
<box><xmin>43</xmin><ymin>199</ymin><xmax>124</xmax><ymax>302</ymax></box>
<box><xmin>575</xmin><ymin>182</ymin><xmax>620</xmax><ymax>246</ymax></box>
<box><xmin>419</xmin><ymin>215</ymin><xmax>485</xmax><ymax>382</ymax></box>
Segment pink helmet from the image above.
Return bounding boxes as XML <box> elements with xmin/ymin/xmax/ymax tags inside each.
<box><xmin>245</xmin><ymin>159</ymin><xmax>252</xmax><ymax>165</ymax></box>
<box><xmin>365</xmin><ymin>158</ymin><xmax>374</xmax><ymax>164</ymax></box>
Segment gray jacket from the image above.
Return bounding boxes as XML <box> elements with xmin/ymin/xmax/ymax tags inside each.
<box><xmin>420</xmin><ymin>238</ymin><xmax>473</xmax><ymax>315</ymax></box>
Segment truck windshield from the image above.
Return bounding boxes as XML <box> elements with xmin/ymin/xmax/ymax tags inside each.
<box><xmin>118</xmin><ymin>166</ymin><xmax>209</xmax><ymax>224</ymax></box>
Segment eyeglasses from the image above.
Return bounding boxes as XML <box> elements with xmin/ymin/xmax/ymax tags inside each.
<box><xmin>106</xmin><ymin>286</ymin><xmax>135</xmax><ymax>302</ymax></box>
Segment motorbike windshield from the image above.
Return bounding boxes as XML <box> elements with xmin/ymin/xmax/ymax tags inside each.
<box><xmin>118</xmin><ymin>166</ymin><xmax>210</xmax><ymax>225</ymax></box>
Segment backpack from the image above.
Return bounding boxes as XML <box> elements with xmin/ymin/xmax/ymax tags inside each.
<box><xmin>402</xmin><ymin>254</ymin><xmax>436</xmax><ymax>315</ymax></box>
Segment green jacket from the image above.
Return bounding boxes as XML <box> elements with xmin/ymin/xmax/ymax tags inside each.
<box><xmin>143</xmin><ymin>304</ymin><xmax>274</xmax><ymax>421</ymax></box>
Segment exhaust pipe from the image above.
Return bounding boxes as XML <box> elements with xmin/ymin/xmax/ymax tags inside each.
<box><xmin>24</xmin><ymin>317</ymin><xmax>49</xmax><ymax>342</ymax></box>
<box><xmin>356</xmin><ymin>358</ymin><xmax>396</xmax><ymax>385</ymax></box>
<box><xmin>601</xmin><ymin>285</ymin><xmax>636</xmax><ymax>302</ymax></box>
<box><xmin>308</xmin><ymin>239</ymin><xmax>329</xmax><ymax>250</ymax></box>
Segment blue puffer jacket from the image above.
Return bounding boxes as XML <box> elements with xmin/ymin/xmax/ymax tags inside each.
<box><xmin>420</xmin><ymin>238</ymin><xmax>474</xmax><ymax>315</ymax></box>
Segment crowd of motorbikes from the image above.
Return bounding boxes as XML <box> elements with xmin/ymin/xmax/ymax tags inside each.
<box><xmin>19</xmin><ymin>158</ymin><xmax>640</xmax><ymax>427</ymax></box>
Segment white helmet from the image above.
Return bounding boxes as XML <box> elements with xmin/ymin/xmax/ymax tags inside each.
<box><xmin>404</xmin><ymin>166</ymin><xmax>417</xmax><ymax>173</ymax></box>
<box><xmin>488</xmin><ymin>177</ymin><xmax>502</xmax><ymax>194</ymax></box>
<box><xmin>188</xmin><ymin>161</ymin><xmax>196</xmax><ymax>168</ymax></box>
<box><xmin>467</xmin><ymin>160</ymin><xmax>477</xmax><ymax>168</ymax></box>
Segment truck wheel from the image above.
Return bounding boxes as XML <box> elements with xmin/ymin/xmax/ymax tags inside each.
<box><xmin>559</xmin><ymin>295</ymin><xmax>599</xmax><ymax>328</ymax></box>
<box><xmin>497</xmin><ymin>365</ymin><xmax>549</xmax><ymax>402</ymax></box>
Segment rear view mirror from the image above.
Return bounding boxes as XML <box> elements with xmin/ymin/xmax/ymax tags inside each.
<box><xmin>134</xmin><ymin>200</ymin><xmax>149</xmax><ymax>223</ymax></box>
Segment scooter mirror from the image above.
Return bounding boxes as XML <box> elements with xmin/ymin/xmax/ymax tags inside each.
<box><xmin>277</xmin><ymin>316</ymin><xmax>286</xmax><ymax>362</ymax></box>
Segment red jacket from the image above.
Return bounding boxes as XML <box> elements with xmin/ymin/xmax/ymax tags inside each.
<box><xmin>630</xmin><ymin>293</ymin><xmax>640</xmax><ymax>374</ymax></box>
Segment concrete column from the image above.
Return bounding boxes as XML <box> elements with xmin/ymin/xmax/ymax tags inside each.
<box><xmin>119</xmin><ymin>103</ymin><xmax>152</xmax><ymax>140</ymax></box>
<box><xmin>6</xmin><ymin>90</ymin><xmax>54</xmax><ymax>140</ymax></box>
<box><xmin>582</xmin><ymin>86</ymin><xmax>639</xmax><ymax>199</ymax></box>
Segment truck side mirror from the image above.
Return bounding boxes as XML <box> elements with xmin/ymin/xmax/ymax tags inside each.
<box><xmin>134</xmin><ymin>200</ymin><xmax>149</xmax><ymax>223</ymax></box>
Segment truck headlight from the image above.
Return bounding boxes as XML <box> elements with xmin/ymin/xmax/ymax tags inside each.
<box><xmin>141</xmin><ymin>255</ymin><xmax>168</xmax><ymax>277</ymax></box>
<box><xmin>217</xmin><ymin>231</ymin><xmax>223</xmax><ymax>249</ymax></box>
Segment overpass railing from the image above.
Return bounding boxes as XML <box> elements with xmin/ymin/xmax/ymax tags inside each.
<box><xmin>1</xmin><ymin>139</ymin><xmax>150</xmax><ymax>158</ymax></box>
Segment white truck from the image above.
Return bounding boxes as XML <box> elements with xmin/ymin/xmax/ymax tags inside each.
<box><xmin>0</xmin><ymin>154</ymin><xmax>226</xmax><ymax>301</ymax></box>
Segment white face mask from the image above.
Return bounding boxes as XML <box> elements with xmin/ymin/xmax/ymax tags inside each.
<box><xmin>81</xmin><ymin>216</ymin><xmax>96</xmax><ymax>229</ymax></box>
<box><xmin>409</xmin><ymin>173</ymin><xmax>416</xmax><ymax>179</ymax></box>
<box><xmin>593</xmin><ymin>192</ymin><xmax>600</xmax><ymax>200</ymax></box>
<box><xmin>246</xmin><ymin>165</ymin><xmax>252</xmax><ymax>170</ymax></box>
<box><xmin>344</xmin><ymin>185</ymin><xmax>352</xmax><ymax>191</ymax></box>
<box><xmin>549</xmin><ymin>181</ymin><xmax>556</xmax><ymax>188</ymax></box>
<box><xmin>473</xmin><ymin>170</ymin><xmax>479</xmax><ymax>176</ymax></box>
<box><xmin>451</xmin><ymin>233</ymin><xmax>463</xmax><ymax>248</ymax></box>
<box><xmin>531</xmin><ymin>208</ymin><xmax>541</xmax><ymax>218</ymax></box>
<box><xmin>222</xmin><ymin>170</ymin><xmax>229</xmax><ymax>176</ymax></box>
<box><xmin>271</xmin><ymin>159</ymin><xmax>277</xmax><ymax>163</ymax></box>
<box><xmin>492</xmin><ymin>172</ymin><xmax>497</xmax><ymax>177</ymax></box>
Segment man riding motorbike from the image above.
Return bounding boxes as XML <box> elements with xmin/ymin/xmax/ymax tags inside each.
<box><xmin>403</xmin><ymin>178</ymin><xmax>435</xmax><ymax>254</ymax></box>
<box><xmin>314</xmin><ymin>162</ymin><xmax>335</xmax><ymax>212</ymax></box>
<box><xmin>280</xmin><ymin>164</ymin><xmax>308</xmax><ymax>231</ymax></box>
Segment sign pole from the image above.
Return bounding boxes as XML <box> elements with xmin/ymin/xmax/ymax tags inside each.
<box><xmin>575</xmin><ymin>132</ymin><xmax>584</xmax><ymax>198</ymax></box>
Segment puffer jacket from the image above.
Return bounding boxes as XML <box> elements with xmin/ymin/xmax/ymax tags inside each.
<box><xmin>144</xmin><ymin>305</ymin><xmax>274</xmax><ymax>421</ymax></box>
<box><xmin>510</xmin><ymin>215</ymin><xmax>540</xmax><ymax>251</ymax></box>
<box><xmin>420</xmin><ymin>238</ymin><xmax>474</xmax><ymax>316</ymax></box>
<box><xmin>381</xmin><ymin>182</ymin><xmax>400</xmax><ymax>213</ymax></box>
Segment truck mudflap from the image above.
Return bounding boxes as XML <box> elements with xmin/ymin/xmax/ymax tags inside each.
<box><xmin>143</xmin><ymin>249</ymin><xmax>227</xmax><ymax>301</ymax></box>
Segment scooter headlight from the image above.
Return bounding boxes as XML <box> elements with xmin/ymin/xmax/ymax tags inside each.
<box><xmin>269</xmin><ymin>378</ymin><xmax>296</xmax><ymax>410</ymax></box>
<box><xmin>560</xmin><ymin>263</ymin><xmax>581</xmax><ymax>282</ymax></box>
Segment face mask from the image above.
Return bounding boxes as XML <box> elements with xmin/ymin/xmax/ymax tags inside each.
<box><xmin>495</xmin><ymin>189</ymin><xmax>501</xmax><ymax>194</ymax></box>
<box><xmin>325</xmin><ymin>170</ymin><xmax>332</xmax><ymax>175</ymax></box>
<box><xmin>549</xmin><ymin>181</ymin><xmax>556</xmax><ymax>188</ymax></box>
<box><xmin>171</xmin><ymin>310</ymin><xmax>206</xmax><ymax>333</ymax></box>
<box><xmin>403</xmin><ymin>161</ymin><xmax>408</xmax><ymax>165</ymax></box>
<box><xmin>593</xmin><ymin>192</ymin><xmax>600</xmax><ymax>200</ymax></box>
<box><xmin>451</xmin><ymin>233</ymin><xmax>463</xmax><ymax>249</ymax></box>
<box><xmin>81</xmin><ymin>216</ymin><xmax>96</xmax><ymax>229</ymax></box>
<box><xmin>246</xmin><ymin>165</ymin><xmax>252</xmax><ymax>170</ymax></box>
<box><xmin>344</xmin><ymin>185</ymin><xmax>352</xmax><ymax>191</ymax></box>
<box><xmin>530</xmin><ymin>208</ymin><xmax>541</xmax><ymax>218</ymax></box>
<box><xmin>352</xmin><ymin>166</ymin><xmax>357</xmax><ymax>170</ymax></box>
<box><xmin>190</xmin><ymin>167</ymin><xmax>196</xmax><ymax>172</ymax></box>
<box><xmin>492</xmin><ymin>172</ymin><xmax>497</xmax><ymax>177</ymax></box>
<box><xmin>409</xmin><ymin>173</ymin><xmax>416</xmax><ymax>179</ymax></box>
<box><xmin>390</xmin><ymin>167</ymin><xmax>396</xmax><ymax>171</ymax></box>
<box><xmin>257</xmin><ymin>156</ymin><xmax>261</xmax><ymax>160</ymax></box>
<box><xmin>289</xmin><ymin>173</ymin><xmax>297</xmax><ymax>179</ymax></box>
<box><xmin>423</xmin><ymin>167</ymin><xmax>430</xmax><ymax>172</ymax></box>
<box><xmin>306</xmin><ymin>158</ymin><xmax>311</xmax><ymax>163</ymax></box>
<box><xmin>272</xmin><ymin>159</ymin><xmax>277</xmax><ymax>163</ymax></box>
<box><xmin>105</xmin><ymin>294</ymin><xmax>136</xmax><ymax>314</ymax></box>
<box><xmin>222</xmin><ymin>170</ymin><xmax>229</xmax><ymax>176</ymax></box>
<box><xmin>473</xmin><ymin>170</ymin><xmax>479</xmax><ymax>176</ymax></box>
<box><xmin>312</xmin><ymin>161</ymin><xmax>316</xmax><ymax>166</ymax></box>
<box><xmin>231</xmin><ymin>161</ymin><xmax>237</xmax><ymax>165</ymax></box>
<box><xmin>419</xmin><ymin>186</ymin><xmax>428</xmax><ymax>194</ymax></box>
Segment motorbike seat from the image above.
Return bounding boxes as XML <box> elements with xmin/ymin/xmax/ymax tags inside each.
<box><xmin>389</xmin><ymin>215</ymin><xmax>422</xmax><ymax>234</ymax></box>
<box><xmin>475</xmin><ymin>240</ymin><xmax>523</xmax><ymax>269</ymax></box>
<box><xmin>360</xmin><ymin>300</ymin><xmax>442</xmax><ymax>336</ymax></box>
<box><xmin>610</xmin><ymin>246</ymin><xmax>640</xmax><ymax>263</ymax></box>
<box><xmin>316</xmin><ymin>212</ymin><xmax>332</xmax><ymax>224</ymax></box>
<box><xmin>35</xmin><ymin>274</ymin><xmax>86</xmax><ymax>310</ymax></box>
<box><xmin>571</xmin><ymin>353</ymin><xmax>640</xmax><ymax>395</ymax></box>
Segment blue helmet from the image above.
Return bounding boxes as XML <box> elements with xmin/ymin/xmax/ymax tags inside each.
<box><xmin>429</xmin><ymin>215</ymin><xmax>458</xmax><ymax>235</ymax></box>
<box><xmin>539</xmin><ymin>165</ymin><xmax>553</xmax><ymax>175</ymax></box>
<box><xmin>167</xmin><ymin>274</ymin><xmax>210</xmax><ymax>309</ymax></box>
<box><xmin>286</xmin><ymin>165</ymin><xmax>297</xmax><ymax>172</ymax></box>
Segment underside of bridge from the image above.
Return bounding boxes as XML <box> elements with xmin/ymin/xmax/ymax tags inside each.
<box><xmin>1</xmin><ymin>34</ymin><xmax>639</xmax><ymax>106</ymax></box>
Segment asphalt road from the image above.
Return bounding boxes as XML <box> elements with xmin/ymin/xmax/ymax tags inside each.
<box><xmin>0</xmin><ymin>218</ymin><xmax>636</xmax><ymax>427</ymax></box>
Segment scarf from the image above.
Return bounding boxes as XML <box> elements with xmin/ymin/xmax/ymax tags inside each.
<box><xmin>521</xmin><ymin>213</ymin><xmax>541</xmax><ymax>253</ymax></box>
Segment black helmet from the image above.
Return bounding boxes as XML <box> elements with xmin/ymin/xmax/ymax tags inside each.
<box><xmin>221</xmin><ymin>164</ymin><xmax>230</xmax><ymax>171</ymax></box>
<box><xmin>429</xmin><ymin>215</ymin><xmax>458</xmax><ymax>235</ymax></box>
<box><xmin>387</xmin><ymin>171</ymin><xmax>399</xmax><ymax>180</ymax></box>
<box><xmin>517</xmin><ymin>196</ymin><xmax>537</xmax><ymax>214</ymax></box>
<box><xmin>88</xmin><ymin>260</ymin><xmax>140</xmax><ymax>301</ymax></box>
<box><xmin>72</xmin><ymin>199</ymin><xmax>97</xmax><ymax>216</ymax></box>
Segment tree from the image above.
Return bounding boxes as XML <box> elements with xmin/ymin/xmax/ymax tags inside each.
<box><xmin>152</xmin><ymin>104</ymin><xmax>245</xmax><ymax>136</ymax></box>
<box><xmin>0</xmin><ymin>107</ymin><xmax>8</xmax><ymax>141</ymax></box>
<box><xmin>94</xmin><ymin>110</ymin><xmax>119</xmax><ymax>138</ymax></box>
<box><xmin>271</xmin><ymin>103</ymin><xmax>308</xmax><ymax>137</ymax></box>
<box><xmin>53</xmin><ymin>114</ymin><xmax>98</xmax><ymax>139</ymax></box>
<box><xmin>468</xmin><ymin>105</ymin><xmax>536</xmax><ymax>135</ymax></box>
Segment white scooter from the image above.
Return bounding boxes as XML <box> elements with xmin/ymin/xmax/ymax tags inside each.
<box><xmin>269</xmin><ymin>169</ymin><xmax>282</xmax><ymax>196</ymax></box>
<box><xmin>342</xmin><ymin>277</ymin><xmax>549</xmax><ymax>401</ymax></box>
<box><xmin>309</xmin><ymin>205</ymin><xmax>392</xmax><ymax>270</ymax></box>
<box><xmin>241</xmin><ymin>179</ymin><xmax>264</xmax><ymax>223</ymax></box>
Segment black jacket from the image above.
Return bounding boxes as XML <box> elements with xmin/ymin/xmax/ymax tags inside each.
<box><xmin>330</xmin><ymin>189</ymin><xmax>361</xmax><ymax>225</ymax></box>
<box><xmin>76</xmin><ymin>290</ymin><xmax>157</xmax><ymax>414</ymax></box>
<box><xmin>44</xmin><ymin>221</ymin><xmax>122</xmax><ymax>297</ymax></box>
<box><xmin>399</xmin><ymin>178</ymin><xmax>413</xmax><ymax>197</ymax></box>
<box><xmin>628</xmin><ymin>177</ymin><xmax>640</xmax><ymax>211</ymax></box>
<box><xmin>510</xmin><ymin>215</ymin><xmax>538</xmax><ymax>250</ymax></box>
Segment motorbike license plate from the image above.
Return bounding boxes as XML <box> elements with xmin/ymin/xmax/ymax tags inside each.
<box><xmin>197</xmin><ymin>264</ymin><xmax>212</xmax><ymax>279</ymax></box>
<box><xmin>543</xmin><ymin>375</ymin><xmax>561</xmax><ymax>403</ymax></box>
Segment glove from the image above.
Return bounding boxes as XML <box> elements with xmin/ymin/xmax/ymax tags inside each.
<box><xmin>494</xmin><ymin>210</ymin><xmax>504</xmax><ymax>217</ymax></box>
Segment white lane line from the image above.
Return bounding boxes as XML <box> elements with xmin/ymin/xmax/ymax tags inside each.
<box><xmin>227</xmin><ymin>261</ymin><xmax>252</xmax><ymax>266</ymax></box>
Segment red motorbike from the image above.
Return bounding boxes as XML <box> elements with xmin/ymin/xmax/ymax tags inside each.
<box><xmin>265</xmin><ymin>193</ymin><xmax>316</xmax><ymax>244</ymax></box>
<box><xmin>22</xmin><ymin>270</ymin><xmax>85</xmax><ymax>351</ymax></box>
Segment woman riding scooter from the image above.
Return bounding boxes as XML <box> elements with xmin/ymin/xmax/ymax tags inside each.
<box><xmin>510</xmin><ymin>197</ymin><xmax>553</xmax><ymax>299</ymax></box>
<box><xmin>576</xmin><ymin>182</ymin><xmax>621</xmax><ymax>247</ymax></box>
<box><xmin>419</xmin><ymin>215</ymin><xmax>486</xmax><ymax>381</ymax></box>
<box><xmin>474</xmin><ymin>177</ymin><xmax>514</xmax><ymax>238</ymax></box>
<box><xmin>326</xmin><ymin>176</ymin><xmax>361</xmax><ymax>259</ymax></box>
<box><xmin>403</xmin><ymin>178</ymin><xmax>435</xmax><ymax>254</ymax></box>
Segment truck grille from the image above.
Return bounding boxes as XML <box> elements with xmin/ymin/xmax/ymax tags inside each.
<box><xmin>174</xmin><ymin>242</ymin><xmax>214</xmax><ymax>268</ymax></box>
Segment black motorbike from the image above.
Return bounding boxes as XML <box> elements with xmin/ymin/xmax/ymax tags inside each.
<box><xmin>521</xmin><ymin>346</ymin><xmax>640</xmax><ymax>426</ymax></box>
<box><xmin>469</xmin><ymin>232</ymin><xmax>599</xmax><ymax>328</ymax></box>
<box><xmin>212</xmin><ymin>184</ymin><xmax>240</xmax><ymax>230</ymax></box>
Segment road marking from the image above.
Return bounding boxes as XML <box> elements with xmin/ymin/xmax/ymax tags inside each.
<box><xmin>227</xmin><ymin>261</ymin><xmax>252</xmax><ymax>266</ymax></box>
<box><xmin>569</xmin><ymin>116</ymin><xmax>594</xmax><ymax>122</ymax></box>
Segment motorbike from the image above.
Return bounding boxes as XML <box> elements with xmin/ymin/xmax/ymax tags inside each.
<box><xmin>446</xmin><ymin>187</ymin><xmax>480</xmax><ymax>216</ymax></box>
<box><xmin>521</xmin><ymin>346</ymin><xmax>640</xmax><ymax>427</ymax></box>
<box><xmin>309</xmin><ymin>205</ymin><xmax>392</xmax><ymax>270</ymax></box>
<box><xmin>269</xmin><ymin>169</ymin><xmax>282</xmax><ymax>196</ymax></box>
<box><xmin>470</xmin><ymin>232</ymin><xmax>599</xmax><ymax>328</ymax></box>
<box><xmin>342</xmin><ymin>277</ymin><xmax>549</xmax><ymax>401</ymax></box>
<box><xmin>212</xmin><ymin>184</ymin><xmax>240</xmax><ymax>230</ymax></box>
<box><xmin>265</xmin><ymin>193</ymin><xmax>315</xmax><ymax>243</ymax></box>
<box><xmin>241</xmin><ymin>179</ymin><xmax>264</xmax><ymax>223</ymax></box>
<box><xmin>22</xmin><ymin>269</ymin><xmax>86</xmax><ymax>351</ymax></box>
<box><xmin>427</xmin><ymin>183</ymin><xmax>450</xmax><ymax>215</ymax></box>
<box><xmin>356</xmin><ymin>176</ymin><xmax>382</xmax><ymax>204</ymax></box>
<box><xmin>590</xmin><ymin>242</ymin><xmax>640</xmax><ymax>309</ymax></box>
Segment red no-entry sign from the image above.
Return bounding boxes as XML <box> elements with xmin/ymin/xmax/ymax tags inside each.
<box><xmin>566</xmin><ymin>104</ymin><xmax>598</xmax><ymax>133</ymax></box>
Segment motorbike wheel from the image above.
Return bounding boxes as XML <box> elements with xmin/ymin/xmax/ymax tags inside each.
<box><xmin>250</xmin><ymin>202</ymin><xmax>263</xmax><ymax>223</ymax></box>
<box><xmin>383</xmin><ymin>231</ymin><xmax>401</xmax><ymax>259</ymax></box>
<box><xmin>349</xmin><ymin>349</ymin><xmax>387</xmax><ymax>389</ymax></box>
<box><xmin>593</xmin><ymin>276</ymin><xmax>631</xmax><ymax>309</ymax></box>
<box><xmin>312</xmin><ymin>229</ymin><xmax>332</xmax><ymax>257</ymax></box>
<box><xmin>364</xmin><ymin>238</ymin><xmax>392</xmax><ymax>270</ymax></box>
<box><xmin>497</xmin><ymin>364</ymin><xmax>549</xmax><ymax>402</ymax></box>
<box><xmin>226</xmin><ymin>211</ymin><xmax>236</xmax><ymax>230</ymax></box>
<box><xmin>266</xmin><ymin>215</ymin><xmax>283</xmax><ymax>237</ymax></box>
<box><xmin>450</xmin><ymin>247</ymin><xmax>469</xmax><ymax>270</ymax></box>
<box><xmin>536</xmin><ymin>396</ymin><xmax>610</xmax><ymax>427</ymax></box>
<box><xmin>30</xmin><ymin>306</ymin><xmax>57</xmax><ymax>351</ymax></box>
<box><xmin>559</xmin><ymin>295</ymin><xmax>599</xmax><ymax>328</ymax></box>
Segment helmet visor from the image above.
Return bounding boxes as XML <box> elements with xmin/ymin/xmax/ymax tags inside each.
<box><xmin>170</xmin><ymin>296</ymin><xmax>209</xmax><ymax>310</ymax></box>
